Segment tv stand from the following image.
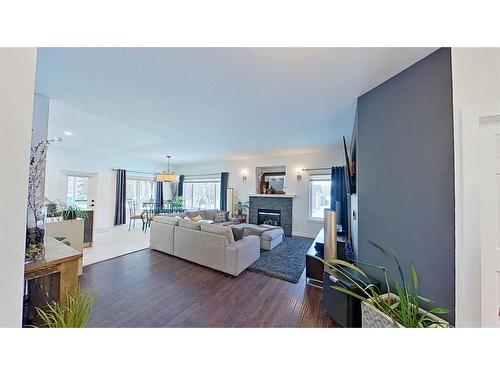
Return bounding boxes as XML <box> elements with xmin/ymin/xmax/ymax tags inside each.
<box><xmin>306</xmin><ymin>228</ymin><xmax>346</xmax><ymax>287</ymax></box>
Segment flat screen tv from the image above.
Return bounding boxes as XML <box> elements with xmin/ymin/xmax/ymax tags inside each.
<box><xmin>343</xmin><ymin>136</ymin><xmax>356</xmax><ymax>194</ymax></box>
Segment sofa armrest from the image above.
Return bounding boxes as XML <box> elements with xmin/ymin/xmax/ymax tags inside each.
<box><xmin>225</xmin><ymin>235</ymin><xmax>260</xmax><ymax>276</ymax></box>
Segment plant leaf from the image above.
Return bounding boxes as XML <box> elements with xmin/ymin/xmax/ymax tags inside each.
<box><xmin>427</xmin><ymin>307</ymin><xmax>451</xmax><ymax>315</ymax></box>
<box><xmin>330</xmin><ymin>286</ymin><xmax>367</xmax><ymax>302</ymax></box>
<box><xmin>410</xmin><ymin>263</ymin><xmax>419</xmax><ymax>291</ymax></box>
<box><xmin>313</xmin><ymin>256</ymin><xmax>368</xmax><ymax>278</ymax></box>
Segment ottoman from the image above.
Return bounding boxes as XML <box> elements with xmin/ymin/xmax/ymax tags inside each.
<box><xmin>234</xmin><ymin>223</ymin><xmax>284</xmax><ymax>250</ymax></box>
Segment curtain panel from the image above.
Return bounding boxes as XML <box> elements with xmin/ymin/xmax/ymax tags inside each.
<box><xmin>155</xmin><ymin>181</ymin><xmax>164</xmax><ymax>210</ymax></box>
<box><xmin>220</xmin><ymin>172</ymin><xmax>229</xmax><ymax>211</ymax></box>
<box><xmin>178</xmin><ymin>175</ymin><xmax>185</xmax><ymax>196</ymax></box>
<box><xmin>114</xmin><ymin>169</ymin><xmax>127</xmax><ymax>225</ymax></box>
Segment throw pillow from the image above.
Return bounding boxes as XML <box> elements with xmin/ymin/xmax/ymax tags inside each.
<box><xmin>213</xmin><ymin>211</ymin><xmax>226</xmax><ymax>223</ymax></box>
<box><xmin>201</xmin><ymin>223</ymin><xmax>235</xmax><ymax>244</ymax></box>
<box><xmin>224</xmin><ymin>210</ymin><xmax>230</xmax><ymax>221</ymax></box>
<box><xmin>231</xmin><ymin>227</ymin><xmax>244</xmax><ymax>241</ymax></box>
<box><xmin>178</xmin><ymin>219</ymin><xmax>202</xmax><ymax>231</ymax></box>
<box><xmin>190</xmin><ymin>215</ymin><xmax>203</xmax><ymax>222</ymax></box>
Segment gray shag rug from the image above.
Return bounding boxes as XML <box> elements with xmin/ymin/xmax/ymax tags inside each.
<box><xmin>248</xmin><ymin>236</ymin><xmax>314</xmax><ymax>283</ymax></box>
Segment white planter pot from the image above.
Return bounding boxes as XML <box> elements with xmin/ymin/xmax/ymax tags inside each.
<box><xmin>361</xmin><ymin>293</ymin><xmax>450</xmax><ymax>328</ymax></box>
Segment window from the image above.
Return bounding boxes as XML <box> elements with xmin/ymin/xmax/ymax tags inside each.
<box><xmin>67</xmin><ymin>175</ymin><xmax>89</xmax><ymax>209</ymax></box>
<box><xmin>183</xmin><ymin>179</ymin><xmax>220</xmax><ymax>210</ymax></box>
<box><xmin>309</xmin><ymin>174</ymin><xmax>331</xmax><ymax>221</ymax></box>
<box><xmin>126</xmin><ymin>178</ymin><xmax>156</xmax><ymax>210</ymax></box>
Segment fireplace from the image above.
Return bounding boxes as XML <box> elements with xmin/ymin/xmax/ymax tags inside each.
<box><xmin>258</xmin><ymin>209</ymin><xmax>281</xmax><ymax>227</ymax></box>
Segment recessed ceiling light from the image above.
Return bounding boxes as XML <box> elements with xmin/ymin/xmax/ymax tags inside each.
<box><xmin>64</xmin><ymin>131</ymin><xmax>73</xmax><ymax>136</ymax></box>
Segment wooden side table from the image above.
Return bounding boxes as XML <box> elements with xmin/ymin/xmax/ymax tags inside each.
<box><xmin>25</xmin><ymin>237</ymin><xmax>82</xmax><ymax>312</ymax></box>
<box><xmin>233</xmin><ymin>213</ymin><xmax>247</xmax><ymax>223</ymax></box>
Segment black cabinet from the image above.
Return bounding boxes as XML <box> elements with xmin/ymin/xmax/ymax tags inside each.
<box><xmin>305</xmin><ymin>228</ymin><xmax>347</xmax><ymax>286</ymax></box>
<box><xmin>323</xmin><ymin>269</ymin><xmax>380</xmax><ymax>327</ymax></box>
<box><xmin>323</xmin><ymin>271</ymin><xmax>361</xmax><ymax>327</ymax></box>
<box><xmin>83</xmin><ymin>210</ymin><xmax>94</xmax><ymax>246</ymax></box>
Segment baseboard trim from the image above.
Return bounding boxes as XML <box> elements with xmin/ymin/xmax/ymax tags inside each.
<box><xmin>292</xmin><ymin>231</ymin><xmax>316</xmax><ymax>239</ymax></box>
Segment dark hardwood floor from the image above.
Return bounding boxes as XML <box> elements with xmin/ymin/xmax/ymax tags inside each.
<box><xmin>80</xmin><ymin>249</ymin><xmax>338</xmax><ymax>328</ymax></box>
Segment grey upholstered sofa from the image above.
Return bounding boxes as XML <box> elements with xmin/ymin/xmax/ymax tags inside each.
<box><xmin>150</xmin><ymin>215</ymin><xmax>260</xmax><ymax>276</ymax></box>
<box><xmin>172</xmin><ymin>209</ymin><xmax>240</xmax><ymax>226</ymax></box>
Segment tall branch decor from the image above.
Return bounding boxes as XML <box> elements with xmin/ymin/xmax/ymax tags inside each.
<box><xmin>25</xmin><ymin>137</ymin><xmax>62</xmax><ymax>262</ymax></box>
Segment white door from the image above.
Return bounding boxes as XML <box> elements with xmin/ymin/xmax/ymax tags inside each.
<box><xmin>66</xmin><ymin>173</ymin><xmax>96</xmax><ymax>213</ymax></box>
<box><xmin>479</xmin><ymin>116</ymin><xmax>500</xmax><ymax>327</ymax></box>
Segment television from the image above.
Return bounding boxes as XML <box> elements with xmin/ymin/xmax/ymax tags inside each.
<box><xmin>343</xmin><ymin>136</ymin><xmax>356</xmax><ymax>194</ymax></box>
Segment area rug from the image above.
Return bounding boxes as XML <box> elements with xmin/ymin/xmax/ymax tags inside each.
<box><xmin>248</xmin><ymin>236</ymin><xmax>314</xmax><ymax>283</ymax></box>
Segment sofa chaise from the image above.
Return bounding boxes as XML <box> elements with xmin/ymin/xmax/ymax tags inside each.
<box><xmin>150</xmin><ymin>215</ymin><xmax>260</xmax><ymax>276</ymax></box>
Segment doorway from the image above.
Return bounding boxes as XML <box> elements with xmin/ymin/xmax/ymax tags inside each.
<box><xmin>458</xmin><ymin>105</ymin><xmax>500</xmax><ymax>327</ymax></box>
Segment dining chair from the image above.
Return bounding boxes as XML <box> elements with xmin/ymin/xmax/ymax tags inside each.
<box><xmin>141</xmin><ymin>205</ymin><xmax>155</xmax><ymax>232</ymax></box>
<box><xmin>127</xmin><ymin>200</ymin><xmax>142</xmax><ymax>231</ymax></box>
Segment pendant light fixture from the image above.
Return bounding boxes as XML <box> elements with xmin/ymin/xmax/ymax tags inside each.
<box><xmin>156</xmin><ymin>155</ymin><xmax>178</xmax><ymax>182</ymax></box>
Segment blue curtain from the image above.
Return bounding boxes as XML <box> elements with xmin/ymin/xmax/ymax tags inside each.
<box><xmin>220</xmin><ymin>172</ymin><xmax>229</xmax><ymax>211</ymax></box>
<box><xmin>155</xmin><ymin>181</ymin><xmax>164</xmax><ymax>210</ymax></box>
<box><xmin>114</xmin><ymin>169</ymin><xmax>127</xmax><ymax>225</ymax></box>
<box><xmin>178</xmin><ymin>175</ymin><xmax>185</xmax><ymax>196</ymax></box>
<box><xmin>331</xmin><ymin>166</ymin><xmax>348</xmax><ymax>234</ymax></box>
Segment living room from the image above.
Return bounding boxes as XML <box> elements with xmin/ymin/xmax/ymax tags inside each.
<box><xmin>2</xmin><ymin>3</ymin><xmax>500</xmax><ymax>371</ymax></box>
<box><xmin>7</xmin><ymin>46</ymin><xmax>460</xmax><ymax>329</ymax></box>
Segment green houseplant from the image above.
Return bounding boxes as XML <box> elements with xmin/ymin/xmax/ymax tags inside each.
<box><xmin>35</xmin><ymin>288</ymin><xmax>95</xmax><ymax>328</ymax></box>
<box><xmin>317</xmin><ymin>241</ymin><xmax>451</xmax><ymax>328</ymax></box>
<box><xmin>234</xmin><ymin>198</ymin><xmax>249</xmax><ymax>215</ymax></box>
<box><xmin>171</xmin><ymin>195</ymin><xmax>184</xmax><ymax>211</ymax></box>
<box><xmin>61</xmin><ymin>205</ymin><xmax>88</xmax><ymax>221</ymax></box>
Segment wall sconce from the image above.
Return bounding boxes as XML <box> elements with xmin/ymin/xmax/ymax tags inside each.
<box><xmin>241</xmin><ymin>169</ymin><xmax>247</xmax><ymax>182</ymax></box>
<box><xmin>296</xmin><ymin>168</ymin><xmax>302</xmax><ymax>181</ymax></box>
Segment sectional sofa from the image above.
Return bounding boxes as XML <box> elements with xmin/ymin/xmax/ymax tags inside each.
<box><xmin>150</xmin><ymin>214</ymin><xmax>260</xmax><ymax>276</ymax></box>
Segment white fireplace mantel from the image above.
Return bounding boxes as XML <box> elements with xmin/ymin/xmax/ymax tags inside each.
<box><xmin>248</xmin><ymin>194</ymin><xmax>296</xmax><ymax>198</ymax></box>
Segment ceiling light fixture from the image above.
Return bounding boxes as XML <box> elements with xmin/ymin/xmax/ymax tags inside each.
<box><xmin>156</xmin><ymin>155</ymin><xmax>178</xmax><ymax>182</ymax></box>
<box><xmin>63</xmin><ymin>131</ymin><xmax>73</xmax><ymax>136</ymax></box>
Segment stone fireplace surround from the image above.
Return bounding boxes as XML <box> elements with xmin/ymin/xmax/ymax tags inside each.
<box><xmin>248</xmin><ymin>195</ymin><xmax>294</xmax><ymax>236</ymax></box>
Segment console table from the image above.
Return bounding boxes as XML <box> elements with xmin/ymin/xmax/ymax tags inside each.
<box><xmin>306</xmin><ymin>228</ymin><xmax>346</xmax><ymax>287</ymax></box>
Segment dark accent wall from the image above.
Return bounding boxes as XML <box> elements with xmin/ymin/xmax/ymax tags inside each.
<box><xmin>357</xmin><ymin>48</ymin><xmax>455</xmax><ymax>323</ymax></box>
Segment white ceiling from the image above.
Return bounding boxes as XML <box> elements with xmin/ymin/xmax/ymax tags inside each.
<box><xmin>35</xmin><ymin>48</ymin><xmax>437</xmax><ymax>165</ymax></box>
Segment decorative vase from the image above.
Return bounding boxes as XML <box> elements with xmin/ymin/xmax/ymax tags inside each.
<box><xmin>25</xmin><ymin>223</ymin><xmax>45</xmax><ymax>262</ymax></box>
<box><xmin>361</xmin><ymin>293</ymin><xmax>451</xmax><ymax>328</ymax></box>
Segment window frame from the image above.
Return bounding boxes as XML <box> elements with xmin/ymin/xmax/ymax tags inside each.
<box><xmin>66</xmin><ymin>175</ymin><xmax>90</xmax><ymax>209</ymax></box>
<box><xmin>126</xmin><ymin>176</ymin><xmax>156</xmax><ymax>211</ymax></box>
<box><xmin>183</xmin><ymin>177</ymin><xmax>221</xmax><ymax>210</ymax></box>
<box><xmin>308</xmin><ymin>173</ymin><xmax>332</xmax><ymax>222</ymax></box>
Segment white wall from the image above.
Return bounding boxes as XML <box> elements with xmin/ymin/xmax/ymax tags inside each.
<box><xmin>31</xmin><ymin>94</ymin><xmax>49</xmax><ymax>146</ymax></box>
<box><xmin>452</xmin><ymin>48</ymin><xmax>500</xmax><ymax>327</ymax></box>
<box><xmin>176</xmin><ymin>146</ymin><xmax>344</xmax><ymax>238</ymax></box>
<box><xmin>45</xmin><ymin>101</ymin><xmax>164</xmax><ymax>229</ymax></box>
<box><xmin>0</xmin><ymin>48</ymin><xmax>37</xmax><ymax>327</ymax></box>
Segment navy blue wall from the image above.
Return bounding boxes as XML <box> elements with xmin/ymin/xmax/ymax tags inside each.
<box><xmin>357</xmin><ymin>48</ymin><xmax>455</xmax><ymax>323</ymax></box>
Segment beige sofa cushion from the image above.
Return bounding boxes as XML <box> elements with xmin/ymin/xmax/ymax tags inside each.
<box><xmin>202</xmin><ymin>209</ymin><xmax>219</xmax><ymax>221</ymax></box>
<box><xmin>201</xmin><ymin>223</ymin><xmax>234</xmax><ymax>244</ymax></box>
<box><xmin>154</xmin><ymin>216</ymin><xmax>180</xmax><ymax>225</ymax></box>
<box><xmin>184</xmin><ymin>210</ymin><xmax>206</xmax><ymax>220</ymax></box>
<box><xmin>178</xmin><ymin>218</ymin><xmax>202</xmax><ymax>231</ymax></box>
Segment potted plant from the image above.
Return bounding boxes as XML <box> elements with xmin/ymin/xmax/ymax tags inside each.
<box><xmin>317</xmin><ymin>241</ymin><xmax>451</xmax><ymax>328</ymax></box>
<box><xmin>35</xmin><ymin>288</ymin><xmax>95</xmax><ymax>328</ymax></box>
<box><xmin>171</xmin><ymin>195</ymin><xmax>184</xmax><ymax>211</ymax></box>
<box><xmin>61</xmin><ymin>205</ymin><xmax>89</xmax><ymax>221</ymax></box>
<box><xmin>234</xmin><ymin>198</ymin><xmax>249</xmax><ymax>215</ymax></box>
